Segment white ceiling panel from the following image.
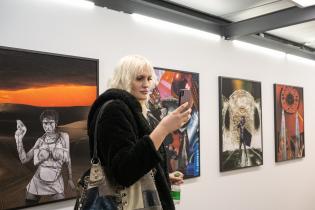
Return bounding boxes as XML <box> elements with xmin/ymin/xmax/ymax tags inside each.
<box><xmin>268</xmin><ymin>20</ymin><xmax>315</xmax><ymax>48</ymax></box>
<box><xmin>168</xmin><ymin>0</ymin><xmax>293</xmax><ymax>19</ymax></box>
<box><xmin>222</xmin><ymin>0</ymin><xmax>294</xmax><ymax>21</ymax></box>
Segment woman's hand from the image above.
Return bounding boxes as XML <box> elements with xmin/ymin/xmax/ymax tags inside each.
<box><xmin>15</xmin><ymin>120</ymin><xmax>27</xmax><ymax>140</ymax></box>
<box><xmin>169</xmin><ymin>171</ymin><xmax>184</xmax><ymax>185</ymax></box>
<box><xmin>159</xmin><ymin>102</ymin><xmax>191</xmax><ymax>134</ymax></box>
<box><xmin>150</xmin><ymin>102</ymin><xmax>191</xmax><ymax>150</ymax></box>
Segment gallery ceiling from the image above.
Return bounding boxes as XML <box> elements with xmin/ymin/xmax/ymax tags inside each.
<box><xmin>93</xmin><ymin>0</ymin><xmax>315</xmax><ymax>59</ymax></box>
<box><xmin>168</xmin><ymin>0</ymin><xmax>315</xmax><ymax>49</ymax></box>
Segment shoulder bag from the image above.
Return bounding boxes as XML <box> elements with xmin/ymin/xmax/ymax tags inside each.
<box><xmin>74</xmin><ymin>100</ymin><xmax>123</xmax><ymax>210</ymax></box>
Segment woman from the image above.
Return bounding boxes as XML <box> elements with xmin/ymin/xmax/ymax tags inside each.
<box><xmin>15</xmin><ymin>110</ymin><xmax>75</xmax><ymax>205</ymax></box>
<box><xmin>87</xmin><ymin>55</ymin><xmax>190</xmax><ymax>210</ymax></box>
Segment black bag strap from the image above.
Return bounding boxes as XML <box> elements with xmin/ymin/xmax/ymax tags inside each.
<box><xmin>92</xmin><ymin>99</ymin><xmax>114</xmax><ymax>163</ymax></box>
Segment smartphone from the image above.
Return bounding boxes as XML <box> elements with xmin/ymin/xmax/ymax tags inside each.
<box><xmin>178</xmin><ymin>89</ymin><xmax>193</xmax><ymax>109</ymax></box>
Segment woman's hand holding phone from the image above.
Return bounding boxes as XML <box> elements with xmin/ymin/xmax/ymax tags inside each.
<box><xmin>178</xmin><ymin>89</ymin><xmax>193</xmax><ymax>111</ymax></box>
<box><xmin>150</xmin><ymin>91</ymin><xmax>192</xmax><ymax>150</ymax></box>
<box><xmin>159</xmin><ymin>102</ymin><xmax>191</xmax><ymax>133</ymax></box>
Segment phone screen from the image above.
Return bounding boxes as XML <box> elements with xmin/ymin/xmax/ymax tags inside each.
<box><xmin>178</xmin><ymin>89</ymin><xmax>192</xmax><ymax>108</ymax></box>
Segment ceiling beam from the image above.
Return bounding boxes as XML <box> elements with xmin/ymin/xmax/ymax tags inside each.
<box><xmin>224</xmin><ymin>5</ymin><xmax>315</xmax><ymax>40</ymax></box>
<box><xmin>240</xmin><ymin>34</ymin><xmax>315</xmax><ymax>60</ymax></box>
<box><xmin>92</xmin><ymin>0</ymin><xmax>227</xmax><ymax>35</ymax></box>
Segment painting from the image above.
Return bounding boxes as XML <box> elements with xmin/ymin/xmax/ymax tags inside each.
<box><xmin>0</xmin><ymin>46</ymin><xmax>98</xmax><ymax>209</ymax></box>
<box><xmin>274</xmin><ymin>84</ymin><xmax>304</xmax><ymax>162</ymax></box>
<box><xmin>148</xmin><ymin>67</ymin><xmax>200</xmax><ymax>178</ymax></box>
<box><xmin>219</xmin><ymin>76</ymin><xmax>263</xmax><ymax>172</ymax></box>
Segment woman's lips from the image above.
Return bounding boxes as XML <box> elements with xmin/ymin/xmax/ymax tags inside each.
<box><xmin>140</xmin><ymin>90</ymin><xmax>149</xmax><ymax>94</ymax></box>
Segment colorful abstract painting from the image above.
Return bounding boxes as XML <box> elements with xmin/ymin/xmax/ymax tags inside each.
<box><xmin>0</xmin><ymin>46</ymin><xmax>98</xmax><ymax>209</ymax></box>
<box><xmin>274</xmin><ymin>84</ymin><xmax>304</xmax><ymax>162</ymax></box>
<box><xmin>148</xmin><ymin>67</ymin><xmax>200</xmax><ymax>178</ymax></box>
<box><xmin>219</xmin><ymin>76</ymin><xmax>263</xmax><ymax>172</ymax></box>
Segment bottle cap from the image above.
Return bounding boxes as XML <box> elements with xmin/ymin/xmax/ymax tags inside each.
<box><xmin>174</xmin><ymin>172</ymin><xmax>181</xmax><ymax>177</ymax></box>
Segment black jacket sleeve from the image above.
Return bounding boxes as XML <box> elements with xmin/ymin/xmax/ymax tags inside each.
<box><xmin>98</xmin><ymin>101</ymin><xmax>162</xmax><ymax>187</ymax></box>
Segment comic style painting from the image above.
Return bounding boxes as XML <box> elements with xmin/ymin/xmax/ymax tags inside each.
<box><xmin>0</xmin><ymin>46</ymin><xmax>97</xmax><ymax>209</ymax></box>
<box><xmin>274</xmin><ymin>84</ymin><xmax>304</xmax><ymax>162</ymax></box>
<box><xmin>148</xmin><ymin>68</ymin><xmax>200</xmax><ymax>178</ymax></box>
<box><xmin>219</xmin><ymin>77</ymin><xmax>263</xmax><ymax>172</ymax></box>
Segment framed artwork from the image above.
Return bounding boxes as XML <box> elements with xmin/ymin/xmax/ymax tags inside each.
<box><xmin>219</xmin><ymin>76</ymin><xmax>263</xmax><ymax>172</ymax></box>
<box><xmin>0</xmin><ymin>46</ymin><xmax>98</xmax><ymax>209</ymax></box>
<box><xmin>274</xmin><ymin>84</ymin><xmax>305</xmax><ymax>162</ymax></box>
<box><xmin>148</xmin><ymin>67</ymin><xmax>200</xmax><ymax>178</ymax></box>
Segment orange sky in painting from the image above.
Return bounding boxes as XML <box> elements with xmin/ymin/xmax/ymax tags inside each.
<box><xmin>0</xmin><ymin>85</ymin><xmax>96</xmax><ymax>107</ymax></box>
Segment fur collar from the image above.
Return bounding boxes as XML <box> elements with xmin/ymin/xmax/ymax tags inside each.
<box><xmin>87</xmin><ymin>88</ymin><xmax>151</xmax><ymax>135</ymax></box>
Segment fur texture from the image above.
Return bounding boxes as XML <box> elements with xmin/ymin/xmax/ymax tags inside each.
<box><xmin>87</xmin><ymin>88</ymin><xmax>175</xmax><ymax>210</ymax></box>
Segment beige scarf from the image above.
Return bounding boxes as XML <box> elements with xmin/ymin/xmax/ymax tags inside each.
<box><xmin>98</xmin><ymin>170</ymin><xmax>162</xmax><ymax>210</ymax></box>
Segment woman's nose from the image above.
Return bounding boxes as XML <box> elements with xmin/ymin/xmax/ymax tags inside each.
<box><xmin>142</xmin><ymin>80</ymin><xmax>149</xmax><ymax>87</ymax></box>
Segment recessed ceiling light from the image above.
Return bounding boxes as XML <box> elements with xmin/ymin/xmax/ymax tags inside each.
<box><xmin>290</xmin><ymin>0</ymin><xmax>315</xmax><ymax>7</ymax></box>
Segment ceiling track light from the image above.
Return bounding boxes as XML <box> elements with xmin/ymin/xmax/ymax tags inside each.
<box><xmin>303</xmin><ymin>40</ymin><xmax>315</xmax><ymax>46</ymax></box>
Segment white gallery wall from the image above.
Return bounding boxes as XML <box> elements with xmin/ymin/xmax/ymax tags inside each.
<box><xmin>1</xmin><ymin>0</ymin><xmax>315</xmax><ymax>210</ymax></box>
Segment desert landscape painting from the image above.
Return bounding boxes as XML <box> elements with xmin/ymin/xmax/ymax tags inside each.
<box><xmin>0</xmin><ymin>46</ymin><xmax>98</xmax><ymax>209</ymax></box>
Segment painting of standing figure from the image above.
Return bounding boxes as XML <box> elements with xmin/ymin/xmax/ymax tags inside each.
<box><xmin>147</xmin><ymin>67</ymin><xmax>200</xmax><ymax>178</ymax></box>
<box><xmin>219</xmin><ymin>76</ymin><xmax>263</xmax><ymax>172</ymax></box>
<box><xmin>274</xmin><ymin>84</ymin><xmax>304</xmax><ymax>162</ymax></box>
<box><xmin>0</xmin><ymin>46</ymin><xmax>98</xmax><ymax>209</ymax></box>
<box><xmin>15</xmin><ymin>110</ymin><xmax>74</xmax><ymax>205</ymax></box>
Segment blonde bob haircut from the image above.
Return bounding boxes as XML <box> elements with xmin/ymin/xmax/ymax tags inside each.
<box><xmin>109</xmin><ymin>55</ymin><xmax>157</xmax><ymax>93</ymax></box>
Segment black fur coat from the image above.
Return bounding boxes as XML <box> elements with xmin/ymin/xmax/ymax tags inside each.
<box><xmin>87</xmin><ymin>88</ymin><xmax>175</xmax><ymax>210</ymax></box>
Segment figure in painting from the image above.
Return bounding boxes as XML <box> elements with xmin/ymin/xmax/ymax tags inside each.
<box><xmin>237</xmin><ymin>116</ymin><xmax>249</xmax><ymax>165</ymax></box>
<box><xmin>14</xmin><ymin>110</ymin><xmax>75</xmax><ymax>205</ymax></box>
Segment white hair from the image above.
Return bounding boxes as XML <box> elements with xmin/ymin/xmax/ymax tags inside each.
<box><xmin>109</xmin><ymin>55</ymin><xmax>157</xmax><ymax>93</ymax></box>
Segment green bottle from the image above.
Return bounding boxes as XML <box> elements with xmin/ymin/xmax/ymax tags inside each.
<box><xmin>171</xmin><ymin>172</ymin><xmax>181</xmax><ymax>205</ymax></box>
